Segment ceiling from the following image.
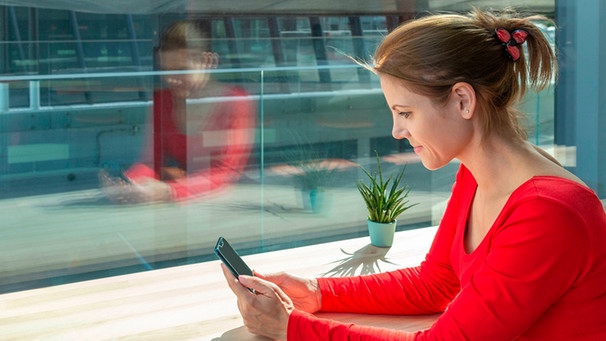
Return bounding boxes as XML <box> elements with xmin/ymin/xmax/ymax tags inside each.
<box><xmin>0</xmin><ymin>0</ymin><xmax>555</xmax><ymax>15</ymax></box>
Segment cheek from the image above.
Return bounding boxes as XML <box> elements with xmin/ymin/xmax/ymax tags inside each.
<box><xmin>411</xmin><ymin>118</ymin><xmax>437</xmax><ymax>140</ymax></box>
<box><xmin>419</xmin><ymin>116</ymin><xmax>469</xmax><ymax>150</ymax></box>
<box><xmin>191</xmin><ymin>72</ymin><xmax>209</xmax><ymax>85</ymax></box>
<box><xmin>437</xmin><ymin>120</ymin><xmax>473</xmax><ymax>154</ymax></box>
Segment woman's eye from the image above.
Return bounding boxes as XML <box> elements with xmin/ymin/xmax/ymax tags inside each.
<box><xmin>398</xmin><ymin>111</ymin><xmax>411</xmax><ymax>118</ymax></box>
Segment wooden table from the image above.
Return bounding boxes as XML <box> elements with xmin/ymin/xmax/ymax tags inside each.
<box><xmin>0</xmin><ymin>226</ymin><xmax>439</xmax><ymax>340</ymax></box>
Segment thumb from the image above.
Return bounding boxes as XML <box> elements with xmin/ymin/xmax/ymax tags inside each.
<box><xmin>254</xmin><ymin>271</ymin><xmax>290</xmax><ymax>287</ymax></box>
<box><xmin>240</xmin><ymin>275</ymin><xmax>294</xmax><ymax>309</ymax></box>
<box><xmin>239</xmin><ymin>274</ymin><xmax>275</xmax><ymax>295</ymax></box>
<box><xmin>252</xmin><ymin>269</ymin><xmax>272</xmax><ymax>281</ymax></box>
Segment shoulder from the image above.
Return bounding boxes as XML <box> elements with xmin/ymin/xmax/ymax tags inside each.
<box><xmin>218</xmin><ymin>85</ymin><xmax>255</xmax><ymax>110</ymax></box>
<box><xmin>491</xmin><ymin>177</ymin><xmax>606</xmax><ymax>281</ymax></box>
<box><xmin>219</xmin><ymin>84</ymin><xmax>251</xmax><ymax>97</ymax></box>
<box><xmin>502</xmin><ymin>177</ymin><xmax>605</xmax><ymax>244</ymax></box>
<box><xmin>514</xmin><ymin>176</ymin><xmax>603</xmax><ymax>217</ymax></box>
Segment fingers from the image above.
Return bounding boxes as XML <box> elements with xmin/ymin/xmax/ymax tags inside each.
<box><xmin>238</xmin><ymin>274</ymin><xmax>276</xmax><ymax>297</ymax></box>
<box><xmin>222</xmin><ymin>264</ymin><xmax>246</xmax><ymax>293</ymax></box>
<box><xmin>221</xmin><ymin>264</ymin><xmax>259</xmax><ymax>296</ymax></box>
<box><xmin>254</xmin><ymin>270</ymin><xmax>288</xmax><ymax>286</ymax></box>
<box><xmin>222</xmin><ymin>265</ymin><xmax>292</xmax><ymax>340</ymax></box>
<box><xmin>252</xmin><ymin>269</ymin><xmax>270</xmax><ymax>282</ymax></box>
<box><xmin>222</xmin><ymin>265</ymin><xmax>281</xmax><ymax>298</ymax></box>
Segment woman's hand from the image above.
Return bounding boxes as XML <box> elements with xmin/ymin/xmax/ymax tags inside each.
<box><xmin>133</xmin><ymin>178</ymin><xmax>173</xmax><ymax>202</ymax></box>
<box><xmin>99</xmin><ymin>170</ymin><xmax>173</xmax><ymax>204</ymax></box>
<box><xmin>222</xmin><ymin>264</ymin><xmax>293</xmax><ymax>340</ymax></box>
<box><xmin>160</xmin><ymin>166</ymin><xmax>187</xmax><ymax>180</ymax></box>
<box><xmin>254</xmin><ymin>270</ymin><xmax>322</xmax><ymax>313</ymax></box>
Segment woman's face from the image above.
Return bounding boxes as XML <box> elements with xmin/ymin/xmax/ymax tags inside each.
<box><xmin>159</xmin><ymin>49</ymin><xmax>215</xmax><ymax>98</ymax></box>
<box><xmin>380</xmin><ymin>74</ymin><xmax>474</xmax><ymax>170</ymax></box>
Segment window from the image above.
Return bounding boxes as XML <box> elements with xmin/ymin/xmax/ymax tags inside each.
<box><xmin>1</xmin><ymin>0</ymin><xmax>603</xmax><ymax>294</ymax></box>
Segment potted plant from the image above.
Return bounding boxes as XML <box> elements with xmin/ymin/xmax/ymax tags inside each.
<box><xmin>292</xmin><ymin>158</ymin><xmax>335</xmax><ymax>193</ymax></box>
<box><xmin>356</xmin><ymin>153</ymin><xmax>417</xmax><ymax>247</ymax></box>
<box><xmin>280</xmin><ymin>141</ymin><xmax>335</xmax><ymax>213</ymax></box>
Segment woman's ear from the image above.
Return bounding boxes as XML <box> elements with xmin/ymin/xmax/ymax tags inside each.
<box><xmin>451</xmin><ymin>82</ymin><xmax>476</xmax><ymax>119</ymax></box>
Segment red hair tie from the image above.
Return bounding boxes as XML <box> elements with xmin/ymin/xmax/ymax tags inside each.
<box><xmin>495</xmin><ymin>28</ymin><xmax>528</xmax><ymax>61</ymax></box>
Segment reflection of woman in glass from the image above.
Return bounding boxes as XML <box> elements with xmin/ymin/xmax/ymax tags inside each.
<box><xmin>102</xmin><ymin>20</ymin><xmax>256</xmax><ymax>203</ymax></box>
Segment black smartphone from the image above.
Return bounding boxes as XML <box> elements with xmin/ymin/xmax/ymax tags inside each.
<box><xmin>214</xmin><ymin>237</ymin><xmax>253</xmax><ymax>278</ymax></box>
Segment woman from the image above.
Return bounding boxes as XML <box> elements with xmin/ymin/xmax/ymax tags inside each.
<box><xmin>102</xmin><ymin>19</ymin><xmax>256</xmax><ymax>203</ymax></box>
<box><xmin>222</xmin><ymin>9</ymin><xmax>606</xmax><ymax>340</ymax></box>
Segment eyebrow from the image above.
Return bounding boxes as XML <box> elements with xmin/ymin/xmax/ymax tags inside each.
<box><xmin>391</xmin><ymin>104</ymin><xmax>410</xmax><ymax>111</ymax></box>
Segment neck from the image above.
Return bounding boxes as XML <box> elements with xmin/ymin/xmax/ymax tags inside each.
<box><xmin>458</xmin><ymin>134</ymin><xmax>531</xmax><ymax>199</ymax></box>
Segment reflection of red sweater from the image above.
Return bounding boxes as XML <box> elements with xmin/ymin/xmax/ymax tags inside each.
<box><xmin>289</xmin><ymin>165</ymin><xmax>606</xmax><ymax>340</ymax></box>
<box><xmin>125</xmin><ymin>87</ymin><xmax>256</xmax><ymax>200</ymax></box>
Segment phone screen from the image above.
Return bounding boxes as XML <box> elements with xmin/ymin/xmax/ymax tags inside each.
<box><xmin>214</xmin><ymin>237</ymin><xmax>253</xmax><ymax>278</ymax></box>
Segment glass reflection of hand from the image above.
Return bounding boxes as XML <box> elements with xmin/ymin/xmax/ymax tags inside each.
<box><xmin>98</xmin><ymin>170</ymin><xmax>173</xmax><ymax>204</ymax></box>
<box><xmin>161</xmin><ymin>167</ymin><xmax>187</xmax><ymax>180</ymax></box>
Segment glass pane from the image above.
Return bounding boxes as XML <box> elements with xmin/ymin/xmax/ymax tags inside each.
<box><xmin>1</xmin><ymin>2</ymin><xmax>576</xmax><ymax>294</ymax></box>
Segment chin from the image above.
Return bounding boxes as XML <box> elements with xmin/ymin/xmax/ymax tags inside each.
<box><xmin>171</xmin><ymin>89</ymin><xmax>191</xmax><ymax>98</ymax></box>
<box><xmin>420</xmin><ymin>159</ymin><xmax>449</xmax><ymax>171</ymax></box>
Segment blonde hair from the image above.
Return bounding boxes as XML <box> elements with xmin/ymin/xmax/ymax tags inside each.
<box><xmin>374</xmin><ymin>8</ymin><xmax>556</xmax><ymax>142</ymax></box>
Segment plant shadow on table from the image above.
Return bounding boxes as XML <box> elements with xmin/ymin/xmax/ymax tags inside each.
<box><xmin>321</xmin><ymin>244</ymin><xmax>396</xmax><ymax>277</ymax></box>
<box><xmin>212</xmin><ymin>325</ymin><xmax>271</xmax><ymax>341</ymax></box>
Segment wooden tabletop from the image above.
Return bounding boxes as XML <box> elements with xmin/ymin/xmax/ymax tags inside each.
<box><xmin>0</xmin><ymin>226</ymin><xmax>439</xmax><ymax>340</ymax></box>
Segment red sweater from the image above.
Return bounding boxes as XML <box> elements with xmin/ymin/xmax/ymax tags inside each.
<box><xmin>125</xmin><ymin>87</ymin><xmax>256</xmax><ymax>200</ymax></box>
<box><xmin>288</xmin><ymin>165</ymin><xmax>606</xmax><ymax>340</ymax></box>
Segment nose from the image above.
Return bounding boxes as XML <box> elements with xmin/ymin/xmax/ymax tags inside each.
<box><xmin>392</xmin><ymin>121</ymin><xmax>410</xmax><ymax>140</ymax></box>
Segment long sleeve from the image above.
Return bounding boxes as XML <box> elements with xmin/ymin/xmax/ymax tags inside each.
<box><xmin>286</xmin><ymin>169</ymin><xmax>464</xmax><ymax>341</ymax></box>
<box><xmin>316</xmin><ymin>168</ymin><xmax>465</xmax><ymax>316</ymax></box>
<box><xmin>125</xmin><ymin>88</ymin><xmax>256</xmax><ymax>201</ymax></box>
<box><xmin>287</xmin><ymin>166</ymin><xmax>606</xmax><ymax>340</ymax></box>
<box><xmin>288</xmin><ymin>310</ymin><xmax>421</xmax><ymax>341</ymax></box>
<box><xmin>316</xmin><ymin>252</ymin><xmax>460</xmax><ymax>316</ymax></box>
<box><xmin>165</xmin><ymin>92</ymin><xmax>256</xmax><ymax>200</ymax></box>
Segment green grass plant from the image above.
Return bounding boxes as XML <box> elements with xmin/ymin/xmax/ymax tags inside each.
<box><xmin>356</xmin><ymin>152</ymin><xmax>417</xmax><ymax>223</ymax></box>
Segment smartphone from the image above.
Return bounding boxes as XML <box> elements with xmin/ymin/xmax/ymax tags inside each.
<box><xmin>214</xmin><ymin>237</ymin><xmax>253</xmax><ymax>278</ymax></box>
